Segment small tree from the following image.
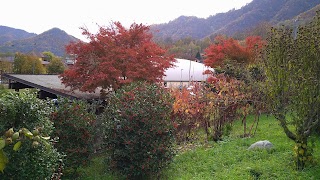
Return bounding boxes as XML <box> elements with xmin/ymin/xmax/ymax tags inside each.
<box><xmin>47</xmin><ymin>57</ymin><xmax>65</xmax><ymax>74</ymax></box>
<box><xmin>43</xmin><ymin>51</ymin><xmax>55</xmax><ymax>62</ymax></box>
<box><xmin>204</xmin><ymin>74</ymin><xmax>248</xmax><ymax>141</ymax></box>
<box><xmin>263</xmin><ymin>12</ymin><xmax>320</xmax><ymax>170</ymax></box>
<box><xmin>103</xmin><ymin>81</ymin><xmax>175</xmax><ymax>179</ymax></box>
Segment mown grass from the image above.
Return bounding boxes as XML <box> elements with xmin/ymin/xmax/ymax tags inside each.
<box><xmin>77</xmin><ymin>114</ymin><xmax>320</xmax><ymax>179</ymax></box>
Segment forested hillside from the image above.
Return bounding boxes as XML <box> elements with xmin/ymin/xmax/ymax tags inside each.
<box><xmin>1</xmin><ymin>0</ymin><xmax>320</xmax><ymax>57</ymax></box>
<box><xmin>150</xmin><ymin>0</ymin><xmax>320</xmax><ymax>41</ymax></box>
<box><xmin>0</xmin><ymin>28</ymin><xmax>79</xmax><ymax>57</ymax></box>
<box><xmin>0</xmin><ymin>26</ymin><xmax>36</xmax><ymax>45</ymax></box>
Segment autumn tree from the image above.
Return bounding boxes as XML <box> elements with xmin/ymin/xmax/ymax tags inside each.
<box><xmin>0</xmin><ymin>61</ymin><xmax>12</xmax><ymax>73</ymax></box>
<box><xmin>13</xmin><ymin>53</ymin><xmax>46</xmax><ymax>74</ymax></box>
<box><xmin>263</xmin><ymin>12</ymin><xmax>320</xmax><ymax>170</ymax></box>
<box><xmin>204</xmin><ymin>35</ymin><xmax>265</xmax><ymax>68</ymax></box>
<box><xmin>203</xmin><ymin>35</ymin><xmax>267</xmax><ymax>140</ymax></box>
<box><xmin>0</xmin><ymin>53</ymin><xmax>14</xmax><ymax>73</ymax></box>
<box><xmin>60</xmin><ymin>22</ymin><xmax>175</xmax><ymax>93</ymax></box>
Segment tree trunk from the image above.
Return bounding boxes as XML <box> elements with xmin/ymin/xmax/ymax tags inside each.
<box><xmin>294</xmin><ymin>137</ymin><xmax>308</xmax><ymax>170</ymax></box>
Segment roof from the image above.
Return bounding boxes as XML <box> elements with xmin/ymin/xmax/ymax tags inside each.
<box><xmin>2</xmin><ymin>74</ymin><xmax>101</xmax><ymax>100</ymax></box>
<box><xmin>163</xmin><ymin>58</ymin><xmax>214</xmax><ymax>82</ymax></box>
<box><xmin>2</xmin><ymin>59</ymin><xmax>214</xmax><ymax>99</ymax></box>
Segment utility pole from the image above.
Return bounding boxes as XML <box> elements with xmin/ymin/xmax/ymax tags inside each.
<box><xmin>180</xmin><ymin>68</ymin><xmax>183</xmax><ymax>90</ymax></box>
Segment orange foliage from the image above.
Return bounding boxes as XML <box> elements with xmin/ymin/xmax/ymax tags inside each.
<box><xmin>171</xmin><ymin>83</ymin><xmax>206</xmax><ymax>142</ymax></box>
<box><xmin>204</xmin><ymin>35</ymin><xmax>265</xmax><ymax>68</ymax></box>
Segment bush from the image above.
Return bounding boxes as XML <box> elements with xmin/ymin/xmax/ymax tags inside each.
<box><xmin>0</xmin><ymin>90</ymin><xmax>62</xmax><ymax>179</ymax></box>
<box><xmin>103</xmin><ymin>81</ymin><xmax>175</xmax><ymax>179</ymax></box>
<box><xmin>0</xmin><ymin>85</ymin><xmax>9</xmax><ymax>96</ymax></box>
<box><xmin>0</xmin><ymin>89</ymin><xmax>54</xmax><ymax>135</ymax></box>
<box><xmin>50</xmin><ymin>97</ymin><xmax>96</xmax><ymax>178</ymax></box>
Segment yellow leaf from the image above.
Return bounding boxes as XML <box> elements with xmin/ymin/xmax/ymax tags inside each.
<box><xmin>24</xmin><ymin>131</ymin><xmax>33</xmax><ymax>139</ymax></box>
<box><xmin>0</xmin><ymin>149</ymin><xmax>8</xmax><ymax>173</ymax></box>
<box><xmin>41</xmin><ymin>136</ymin><xmax>50</xmax><ymax>140</ymax></box>
<box><xmin>299</xmin><ymin>149</ymin><xmax>304</xmax><ymax>155</ymax></box>
<box><xmin>13</xmin><ymin>141</ymin><xmax>22</xmax><ymax>151</ymax></box>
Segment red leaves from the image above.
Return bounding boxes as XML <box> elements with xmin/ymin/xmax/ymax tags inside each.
<box><xmin>171</xmin><ymin>83</ymin><xmax>207</xmax><ymax>142</ymax></box>
<box><xmin>204</xmin><ymin>35</ymin><xmax>265</xmax><ymax>68</ymax></box>
<box><xmin>60</xmin><ymin>22</ymin><xmax>175</xmax><ymax>93</ymax></box>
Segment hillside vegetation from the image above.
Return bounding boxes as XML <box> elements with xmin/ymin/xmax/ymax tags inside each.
<box><xmin>1</xmin><ymin>0</ymin><xmax>320</xmax><ymax>56</ymax></box>
<box><xmin>0</xmin><ymin>28</ymin><xmax>79</xmax><ymax>57</ymax></box>
<box><xmin>151</xmin><ymin>0</ymin><xmax>320</xmax><ymax>40</ymax></box>
<box><xmin>0</xmin><ymin>26</ymin><xmax>36</xmax><ymax>45</ymax></box>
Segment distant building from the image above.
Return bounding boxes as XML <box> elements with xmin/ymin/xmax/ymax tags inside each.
<box><xmin>163</xmin><ymin>58</ymin><xmax>214</xmax><ymax>88</ymax></box>
<box><xmin>64</xmin><ymin>54</ymin><xmax>76</xmax><ymax>67</ymax></box>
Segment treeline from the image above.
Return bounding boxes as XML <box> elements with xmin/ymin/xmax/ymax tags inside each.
<box><xmin>156</xmin><ymin>21</ymin><xmax>271</xmax><ymax>61</ymax></box>
<box><xmin>0</xmin><ymin>51</ymin><xmax>65</xmax><ymax>74</ymax></box>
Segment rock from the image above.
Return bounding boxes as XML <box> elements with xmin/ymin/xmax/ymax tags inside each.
<box><xmin>248</xmin><ymin>140</ymin><xmax>273</xmax><ymax>150</ymax></box>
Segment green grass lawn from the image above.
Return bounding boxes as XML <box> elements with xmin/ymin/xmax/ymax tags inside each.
<box><xmin>77</xmin><ymin>114</ymin><xmax>320</xmax><ymax>180</ymax></box>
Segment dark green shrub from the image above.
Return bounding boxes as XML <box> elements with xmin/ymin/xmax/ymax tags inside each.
<box><xmin>103</xmin><ymin>81</ymin><xmax>175</xmax><ymax>179</ymax></box>
<box><xmin>0</xmin><ymin>90</ymin><xmax>54</xmax><ymax>135</ymax></box>
<box><xmin>50</xmin><ymin>97</ymin><xmax>96</xmax><ymax>178</ymax></box>
<box><xmin>0</xmin><ymin>90</ymin><xmax>62</xmax><ymax>179</ymax></box>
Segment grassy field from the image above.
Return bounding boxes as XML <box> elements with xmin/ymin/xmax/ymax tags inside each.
<box><xmin>77</xmin><ymin>114</ymin><xmax>320</xmax><ymax>179</ymax></box>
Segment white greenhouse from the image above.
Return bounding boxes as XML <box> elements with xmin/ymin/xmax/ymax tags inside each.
<box><xmin>163</xmin><ymin>58</ymin><xmax>214</xmax><ymax>88</ymax></box>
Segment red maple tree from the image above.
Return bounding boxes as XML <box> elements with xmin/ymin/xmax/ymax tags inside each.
<box><xmin>204</xmin><ymin>35</ymin><xmax>265</xmax><ymax>68</ymax></box>
<box><xmin>60</xmin><ymin>22</ymin><xmax>175</xmax><ymax>93</ymax></box>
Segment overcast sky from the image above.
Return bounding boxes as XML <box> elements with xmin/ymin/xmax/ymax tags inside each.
<box><xmin>1</xmin><ymin>0</ymin><xmax>252</xmax><ymax>41</ymax></box>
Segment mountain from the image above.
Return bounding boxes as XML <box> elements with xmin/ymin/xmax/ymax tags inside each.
<box><xmin>0</xmin><ymin>26</ymin><xmax>36</xmax><ymax>45</ymax></box>
<box><xmin>277</xmin><ymin>4</ymin><xmax>320</xmax><ymax>27</ymax></box>
<box><xmin>0</xmin><ymin>28</ymin><xmax>79</xmax><ymax>57</ymax></box>
<box><xmin>150</xmin><ymin>0</ymin><xmax>320</xmax><ymax>41</ymax></box>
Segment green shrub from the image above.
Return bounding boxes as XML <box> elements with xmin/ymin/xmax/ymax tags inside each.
<box><xmin>103</xmin><ymin>81</ymin><xmax>175</xmax><ymax>179</ymax></box>
<box><xmin>0</xmin><ymin>85</ymin><xmax>9</xmax><ymax>96</ymax></box>
<box><xmin>0</xmin><ymin>90</ymin><xmax>54</xmax><ymax>135</ymax></box>
<box><xmin>50</xmin><ymin>97</ymin><xmax>96</xmax><ymax>178</ymax></box>
<box><xmin>0</xmin><ymin>90</ymin><xmax>62</xmax><ymax>179</ymax></box>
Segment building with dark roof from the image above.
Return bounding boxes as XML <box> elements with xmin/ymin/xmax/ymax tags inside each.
<box><xmin>1</xmin><ymin>74</ymin><xmax>101</xmax><ymax>100</ymax></box>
